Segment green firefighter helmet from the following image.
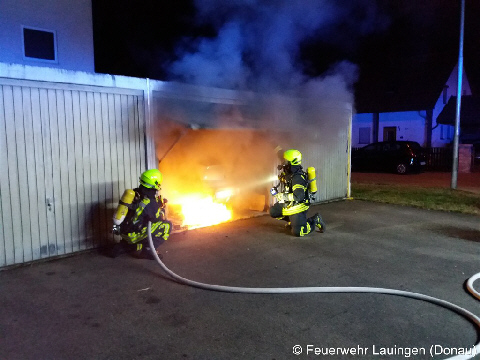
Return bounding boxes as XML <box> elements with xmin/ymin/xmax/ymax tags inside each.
<box><xmin>139</xmin><ymin>169</ymin><xmax>163</xmax><ymax>190</ymax></box>
<box><xmin>283</xmin><ymin>149</ymin><xmax>302</xmax><ymax>165</ymax></box>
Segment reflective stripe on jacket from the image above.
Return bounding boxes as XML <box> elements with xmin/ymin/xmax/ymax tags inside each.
<box><xmin>281</xmin><ymin>167</ymin><xmax>310</xmax><ymax>216</ymax></box>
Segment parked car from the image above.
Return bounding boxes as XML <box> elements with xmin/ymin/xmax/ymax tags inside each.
<box><xmin>352</xmin><ymin>141</ymin><xmax>426</xmax><ymax>174</ymax></box>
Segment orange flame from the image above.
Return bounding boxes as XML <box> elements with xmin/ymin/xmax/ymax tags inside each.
<box><xmin>174</xmin><ymin>194</ymin><xmax>232</xmax><ymax>229</ymax></box>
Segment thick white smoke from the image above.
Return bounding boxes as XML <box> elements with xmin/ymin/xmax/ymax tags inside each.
<box><xmin>168</xmin><ymin>0</ymin><xmax>388</xmax><ymax>96</ymax></box>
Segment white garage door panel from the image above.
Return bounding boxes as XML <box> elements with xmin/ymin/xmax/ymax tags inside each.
<box><xmin>0</xmin><ymin>81</ymin><xmax>145</xmax><ymax>267</ymax></box>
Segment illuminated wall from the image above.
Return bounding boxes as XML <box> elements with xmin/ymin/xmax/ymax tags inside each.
<box><xmin>0</xmin><ymin>0</ymin><xmax>94</xmax><ymax>72</ymax></box>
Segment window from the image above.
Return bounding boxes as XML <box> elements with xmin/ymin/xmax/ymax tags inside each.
<box><xmin>382</xmin><ymin>143</ymin><xmax>400</xmax><ymax>152</ymax></box>
<box><xmin>359</xmin><ymin>127</ymin><xmax>370</xmax><ymax>144</ymax></box>
<box><xmin>443</xmin><ymin>85</ymin><xmax>449</xmax><ymax>104</ymax></box>
<box><xmin>441</xmin><ymin>125</ymin><xmax>452</xmax><ymax>141</ymax></box>
<box><xmin>22</xmin><ymin>26</ymin><xmax>57</xmax><ymax>62</ymax></box>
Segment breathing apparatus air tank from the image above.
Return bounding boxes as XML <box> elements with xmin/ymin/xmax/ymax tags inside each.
<box><xmin>113</xmin><ymin>189</ymin><xmax>136</xmax><ymax>226</ymax></box>
<box><xmin>307</xmin><ymin>167</ymin><xmax>317</xmax><ymax>194</ymax></box>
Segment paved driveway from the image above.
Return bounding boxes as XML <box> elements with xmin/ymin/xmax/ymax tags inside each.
<box><xmin>0</xmin><ymin>201</ymin><xmax>479</xmax><ymax>359</ymax></box>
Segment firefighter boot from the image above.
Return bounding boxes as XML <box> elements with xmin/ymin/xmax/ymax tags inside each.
<box><xmin>108</xmin><ymin>241</ymin><xmax>127</xmax><ymax>258</ymax></box>
<box><xmin>313</xmin><ymin>213</ymin><xmax>326</xmax><ymax>233</ymax></box>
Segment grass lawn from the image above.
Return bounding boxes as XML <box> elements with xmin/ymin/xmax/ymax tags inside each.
<box><xmin>351</xmin><ymin>183</ymin><xmax>480</xmax><ymax>215</ymax></box>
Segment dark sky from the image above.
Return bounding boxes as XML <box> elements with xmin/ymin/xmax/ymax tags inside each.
<box><xmin>92</xmin><ymin>0</ymin><xmax>480</xmax><ymax>105</ymax></box>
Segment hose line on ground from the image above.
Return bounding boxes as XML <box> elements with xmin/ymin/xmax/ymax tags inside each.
<box><xmin>467</xmin><ymin>272</ymin><xmax>480</xmax><ymax>301</ymax></box>
<box><xmin>147</xmin><ymin>222</ymin><xmax>480</xmax><ymax>360</ymax></box>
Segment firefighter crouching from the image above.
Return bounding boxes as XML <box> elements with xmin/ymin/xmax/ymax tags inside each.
<box><xmin>269</xmin><ymin>149</ymin><xmax>325</xmax><ymax>237</ymax></box>
<box><xmin>110</xmin><ymin>169</ymin><xmax>172</xmax><ymax>259</ymax></box>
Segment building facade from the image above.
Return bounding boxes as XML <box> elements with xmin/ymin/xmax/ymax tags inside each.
<box><xmin>353</xmin><ymin>64</ymin><xmax>472</xmax><ymax>148</ymax></box>
<box><xmin>0</xmin><ymin>0</ymin><xmax>94</xmax><ymax>72</ymax></box>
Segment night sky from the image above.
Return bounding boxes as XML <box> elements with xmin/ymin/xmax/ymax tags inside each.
<box><xmin>92</xmin><ymin>0</ymin><xmax>480</xmax><ymax>109</ymax></box>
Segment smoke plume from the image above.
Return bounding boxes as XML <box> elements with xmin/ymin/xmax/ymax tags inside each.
<box><xmin>156</xmin><ymin>1</ymin><xmax>388</xmax><ymax>224</ymax></box>
<box><xmin>168</xmin><ymin>0</ymin><xmax>387</xmax><ymax>97</ymax></box>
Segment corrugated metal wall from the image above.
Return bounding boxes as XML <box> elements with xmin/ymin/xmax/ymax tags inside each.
<box><xmin>274</xmin><ymin>100</ymin><xmax>353</xmax><ymax>204</ymax></box>
<box><xmin>300</xmin><ymin>104</ymin><xmax>352</xmax><ymax>203</ymax></box>
<box><xmin>302</xmin><ymin>136</ymin><xmax>349</xmax><ymax>202</ymax></box>
<box><xmin>0</xmin><ymin>78</ymin><xmax>145</xmax><ymax>267</ymax></box>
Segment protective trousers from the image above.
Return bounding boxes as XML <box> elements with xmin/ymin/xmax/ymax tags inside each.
<box><xmin>124</xmin><ymin>220</ymin><xmax>171</xmax><ymax>244</ymax></box>
<box><xmin>113</xmin><ymin>220</ymin><xmax>172</xmax><ymax>258</ymax></box>
<box><xmin>270</xmin><ymin>203</ymin><xmax>316</xmax><ymax>237</ymax></box>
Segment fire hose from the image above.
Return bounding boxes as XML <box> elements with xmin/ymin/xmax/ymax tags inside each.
<box><xmin>147</xmin><ymin>222</ymin><xmax>480</xmax><ymax>360</ymax></box>
<box><xmin>466</xmin><ymin>272</ymin><xmax>480</xmax><ymax>301</ymax></box>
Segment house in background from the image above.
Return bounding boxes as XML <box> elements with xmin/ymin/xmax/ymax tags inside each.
<box><xmin>353</xmin><ymin>62</ymin><xmax>472</xmax><ymax>149</ymax></box>
<box><xmin>0</xmin><ymin>0</ymin><xmax>94</xmax><ymax>72</ymax></box>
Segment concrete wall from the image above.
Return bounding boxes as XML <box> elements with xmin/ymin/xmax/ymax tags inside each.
<box><xmin>353</xmin><ymin>111</ymin><xmax>426</xmax><ymax>147</ymax></box>
<box><xmin>0</xmin><ymin>0</ymin><xmax>94</xmax><ymax>72</ymax></box>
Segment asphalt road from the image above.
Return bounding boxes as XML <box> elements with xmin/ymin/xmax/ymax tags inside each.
<box><xmin>1</xmin><ymin>200</ymin><xmax>479</xmax><ymax>360</ymax></box>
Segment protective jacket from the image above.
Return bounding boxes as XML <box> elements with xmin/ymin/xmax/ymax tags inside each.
<box><xmin>120</xmin><ymin>185</ymin><xmax>168</xmax><ymax>244</ymax></box>
<box><xmin>281</xmin><ymin>165</ymin><xmax>310</xmax><ymax>216</ymax></box>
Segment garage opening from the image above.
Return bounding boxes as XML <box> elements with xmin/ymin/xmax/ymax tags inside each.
<box><xmin>151</xmin><ymin>88</ymin><xmax>352</xmax><ymax>232</ymax></box>
<box><xmin>158</xmin><ymin>127</ymin><xmax>278</xmax><ymax>231</ymax></box>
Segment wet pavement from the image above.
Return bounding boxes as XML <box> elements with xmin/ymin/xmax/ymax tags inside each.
<box><xmin>1</xmin><ymin>200</ymin><xmax>479</xmax><ymax>359</ymax></box>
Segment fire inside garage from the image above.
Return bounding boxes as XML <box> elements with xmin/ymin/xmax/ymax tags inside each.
<box><xmin>151</xmin><ymin>84</ymin><xmax>353</xmax><ymax>232</ymax></box>
<box><xmin>158</xmin><ymin>128</ymin><xmax>276</xmax><ymax>230</ymax></box>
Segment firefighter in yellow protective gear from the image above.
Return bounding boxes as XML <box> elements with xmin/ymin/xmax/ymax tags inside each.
<box><xmin>110</xmin><ymin>169</ymin><xmax>172</xmax><ymax>259</ymax></box>
<box><xmin>269</xmin><ymin>149</ymin><xmax>325</xmax><ymax>237</ymax></box>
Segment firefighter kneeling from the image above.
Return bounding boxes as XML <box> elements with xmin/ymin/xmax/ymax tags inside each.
<box><xmin>270</xmin><ymin>149</ymin><xmax>325</xmax><ymax>237</ymax></box>
<box><xmin>110</xmin><ymin>169</ymin><xmax>172</xmax><ymax>259</ymax></box>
